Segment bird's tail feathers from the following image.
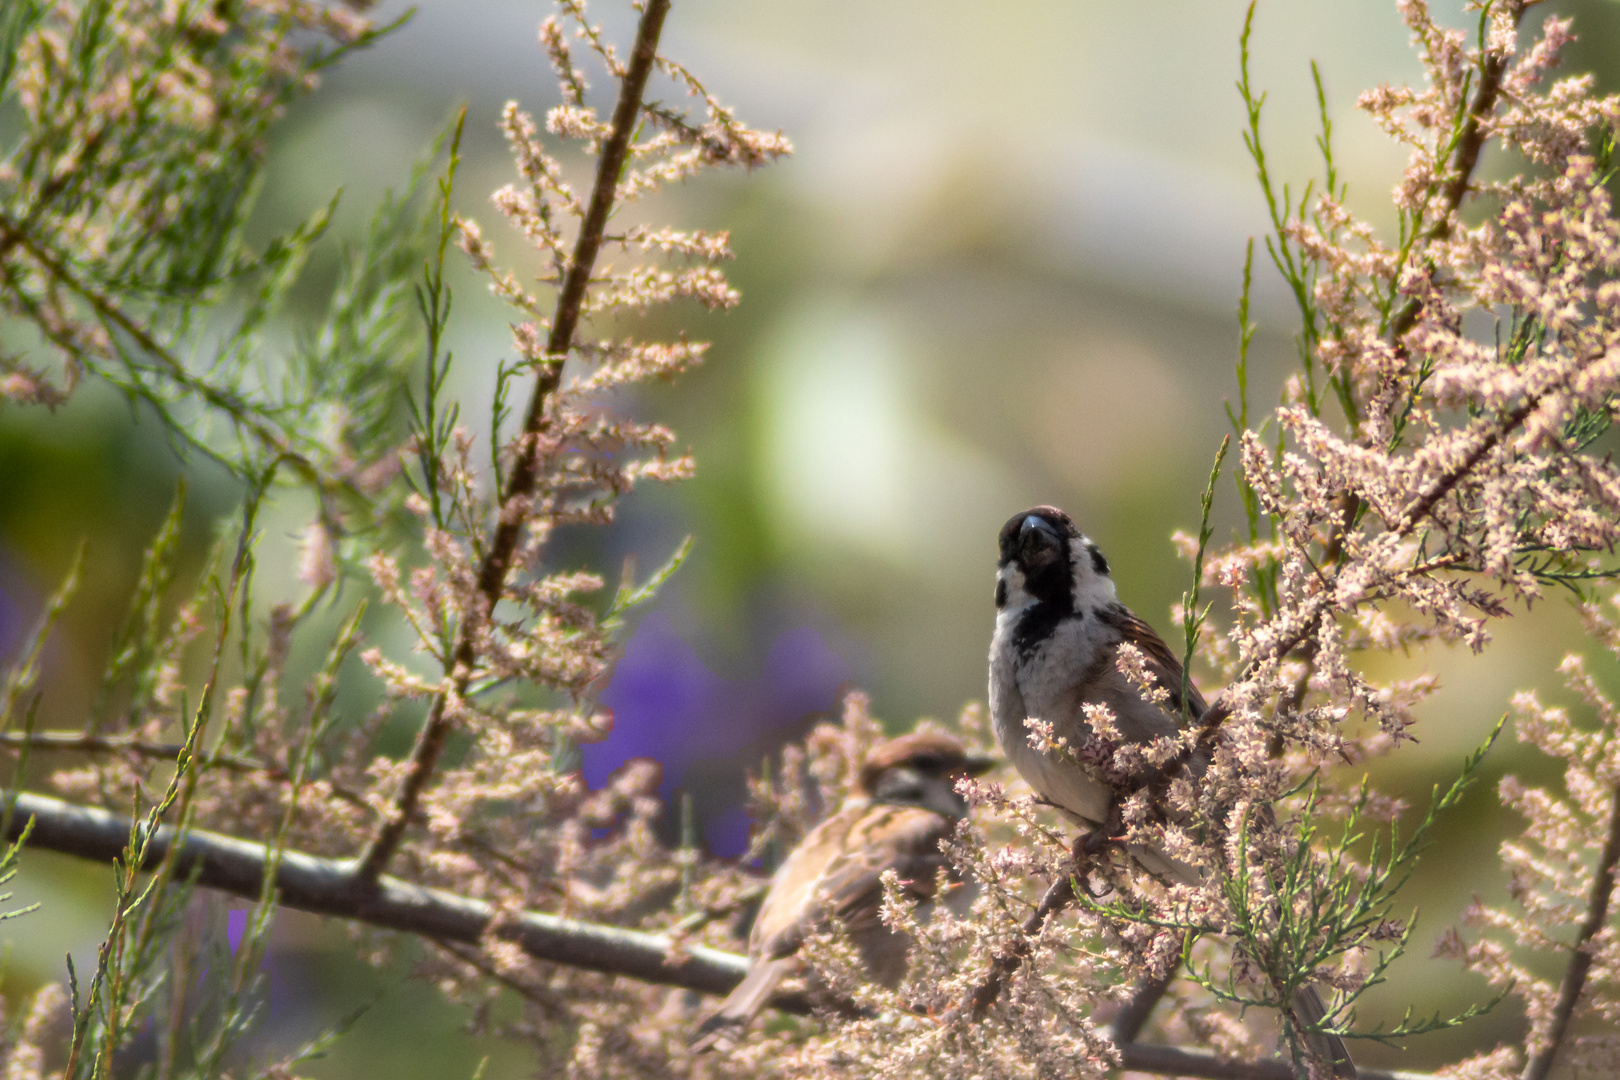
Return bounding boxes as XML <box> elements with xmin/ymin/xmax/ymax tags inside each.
<box><xmin>1289</xmin><ymin>984</ymin><xmax>1357</xmax><ymax>1078</ymax></box>
<box><xmin>689</xmin><ymin>957</ymin><xmax>794</xmax><ymax>1053</ymax></box>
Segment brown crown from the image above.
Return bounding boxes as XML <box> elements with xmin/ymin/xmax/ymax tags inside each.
<box><xmin>856</xmin><ymin>732</ymin><xmax>996</xmax><ymax>794</ymax></box>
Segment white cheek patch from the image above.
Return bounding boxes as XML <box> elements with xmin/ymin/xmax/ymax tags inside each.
<box><xmin>1068</xmin><ymin>548</ymin><xmax>1118</xmax><ymax>609</ymax></box>
<box><xmin>998</xmin><ymin>564</ymin><xmax>1035</xmax><ymax>612</ymax></box>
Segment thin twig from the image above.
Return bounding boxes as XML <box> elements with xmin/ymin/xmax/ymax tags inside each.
<box><xmin>0</xmin><ymin>222</ymin><xmax>319</xmax><ymax>479</ymax></box>
<box><xmin>0</xmin><ymin>731</ymin><xmax>370</xmax><ymax>810</ymax></box>
<box><xmin>1387</xmin><ymin>0</ymin><xmax>1522</xmax><ymax>345</ymax></box>
<box><xmin>956</xmin><ymin>816</ymin><xmax>1135</xmax><ymax>1017</ymax></box>
<box><xmin>1393</xmin><ymin>398</ymin><xmax>1536</xmax><ymax>537</ymax></box>
<box><xmin>670</xmin><ymin>883</ymin><xmax>768</xmax><ymax>935</ymax></box>
<box><xmin>0</xmin><ymin>120</ymin><xmax>113</xmax><ymax>264</ymax></box>
<box><xmin>953</xmin><ymin>823</ymin><xmax>1130</xmax><ymax>1020</ymax></box>
<box><xmin>430</xmin><ymin>935</ymin><xmax>560</xmax><ymax>1005</ymax></box>
<box><xmin>959</xmin><ymin>873</ymin><xmax>1075</xmax><ymax>1017</ymax></box>
<box><xmin>1520</xmin><ymin>781</ymin><xmax>1620</xmax><ymax>1080</ymax></box>
<box><xmin>352</xmin><ymin>0</ymin><xmax>673</xmax><ymax>889</ymax></box>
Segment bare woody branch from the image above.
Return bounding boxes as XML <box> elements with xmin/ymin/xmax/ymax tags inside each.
<box><xmin>353</xmin><ymin>0</ymin><xmax>673</xmax><ymax>888</ymax></box>
<box><xmin>4</xmin><ymin>789</ymin><xmax>1436</xmax><ymax>1080</ymax></box>
<box><xmin>7</xmin><ymin>790</ymin><xmax>763</xmax><ymax>1001</ymax></box>
<box><xmin>1118</xmin><ymin>1044</ymin><xmax>1428</xmax><ymax>1080</ymax></box>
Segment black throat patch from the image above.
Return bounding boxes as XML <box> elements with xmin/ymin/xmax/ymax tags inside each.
<box><xmin>1006</xmin><ymin>555</ymin><xmax>1079</xmax><ymax>660</ymax></box>
<box><xmin>1011</xmin><ymin>597</ymin><xmax>1080</xmax><ymax>660</ymax></box>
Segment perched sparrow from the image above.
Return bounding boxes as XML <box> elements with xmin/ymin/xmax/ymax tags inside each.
<box><xmin>988</xmin><ymin>505</ymin><xmax>1355</xmax><ymax>1078</ymax></box>
<box><xmin>691</xmin><ymin>732</ymin><xmax>994</xmax><ymax>1051</ymax></box>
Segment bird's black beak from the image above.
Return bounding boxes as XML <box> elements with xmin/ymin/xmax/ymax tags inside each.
<box><xmin>1018</xmin><ymin>515</ymin><xmax>1062</xmax><ymax>563</ymax></box>
<box><xmin>961</xmin><ymin>752</ymin><xmax>997</xmax><ymax>777</ymax></box>
<box><xmin>1020</xmin><ymin>514</ymin><xmax>1058</xmax><ymax>542</ymax></box>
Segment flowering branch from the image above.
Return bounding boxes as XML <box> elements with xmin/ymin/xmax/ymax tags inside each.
<box><xmin>1521</xmin><ymin>778</ymin><xmax>1620</xmax><ymax>1080</ymax></box>
<box><xmin>1149</xmin><ymin>3</ymin><xmax>1603</xmax><ymax>840</ymax></box>
<box><xmin>1170</xmin><ymin>0</ymin><xmax>1539</xmax><ymax>768</ymax></box>
<box><xmin>1386</xmin><ymin>1</ymin><xmax>1526</xmax><ymax>337</ymax></box>
<box><xmin>1278</xmin><ymin>0</ymin><xmax>1526</xmax><ymax>731</ymax></box>
<box><xmin>351</xmin><ymin>0</ymin><xmax>674</xmax><ymax>889</ymax></box>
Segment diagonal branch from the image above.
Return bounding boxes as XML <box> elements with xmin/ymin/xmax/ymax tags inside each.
<box><xmin>352</xmin><ymin>0</ymin><xmax>673</xmax><ymax>889</ymax></box>
<box><xmin>952</xmin><ymin>819</ymin><xmax>1124</xmax><ymax>1018</ymax></box>
<box><xmin>1386</xmin><ymin>0</ymin><xmax>1523</xmax><ymax>345</ymax></box>
<box><xmin>1520</xmin><ymin>780</ymin><xmax>1620</xmax><ymax>1080</ymax></box>
<box><xmin>5</xmin><ymin>789</ymin><xmax>1434</xmax><ymax>1080</ymax></box>
<box><xmin>956</xmin><ymin>873</ymin><xmax>1075</xmax><ymax>1018</ymax></box>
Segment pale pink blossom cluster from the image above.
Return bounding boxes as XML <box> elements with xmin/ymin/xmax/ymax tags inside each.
<box><xmin>1435</xmin><ymin>595</ymin><xmax>1620</xmax><ymax>1078</ymax></box>
<box><xmin>1129</xmin><ymin>1</ymin><xmax>1620</xmax><ymax>1073</ymax></box>
<box><xmin>0</xmin><ymin>0</ymin><xmax>380</xmax><ymax>479</ymax></box>
<box><xmin>1207</xmin><ymin>0</ymin><xmax>1620</xmax><ymax>762</ymax></box>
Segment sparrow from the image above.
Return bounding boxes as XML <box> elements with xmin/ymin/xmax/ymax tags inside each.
<box><xmin>988</xmin><ymin>505</ymin><xmax>1356</xmax><ymax>1078</ymax></box>
<box><xmin>690</xmin><ymin>732</ymin><xmax>995</xmax><ymax>1051</ymax></box>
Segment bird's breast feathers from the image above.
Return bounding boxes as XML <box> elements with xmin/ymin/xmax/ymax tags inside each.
<box><xmin>990</xmin><ymin>604</ymin><xmax>1121</xmax><ymax>824</ymax></box>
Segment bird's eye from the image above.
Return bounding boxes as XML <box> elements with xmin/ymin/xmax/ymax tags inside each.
<box><xmin>872</xmin><ymin>770</ymin><xmax>927</xmax><ymax>806</ymax></box>
<box><xmin>909</xmin><ymin>752</ymin><xmax>946</xmax><ymax>774</ymax></box>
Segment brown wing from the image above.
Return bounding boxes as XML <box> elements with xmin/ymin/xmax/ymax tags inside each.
<box><xmin>817</xmin><ymin>804</ymin><xmax>954</xmax><ymax>933</ymax></box>
<box><xmin>1105</xmin><ymin>604</ymin><xmax>1208</xmax><ymax>720</ymax></box>
<box><xmin>750</xmin><ymin>802</ymin><xmax>952</xmax><ymax>961</ymax></box>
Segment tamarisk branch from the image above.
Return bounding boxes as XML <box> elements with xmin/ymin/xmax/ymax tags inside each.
<box><xmin>8</xmin><ymin>790</ymin><xmax>761</xmax><ymax>1000</ymax></box>
<box><xmin>4</xmin><ymin>790</ymin><xmax>1431</xmax><ymax>1080</ymax></box>
<box><xmin>351</xmin><ymin>0</ymin><xmax>674</xmax><ymax>889</ymax></box>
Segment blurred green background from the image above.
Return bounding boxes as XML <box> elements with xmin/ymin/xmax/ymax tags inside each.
<box><xmin>6</xmin><ymin>0</ymin><xmax>1620</xmax><ymax>1073</ymax></box>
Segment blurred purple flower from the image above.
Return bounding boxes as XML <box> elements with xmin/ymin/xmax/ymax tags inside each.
<box><xmin>582</xmin><ymin>612</ymin><xmax>850</xmax><ymax>855</ymax></box>
<box><xmin>0</xmin><ymin>544</ymin><xmax>35</xmax><ymax>664</ymax></box>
